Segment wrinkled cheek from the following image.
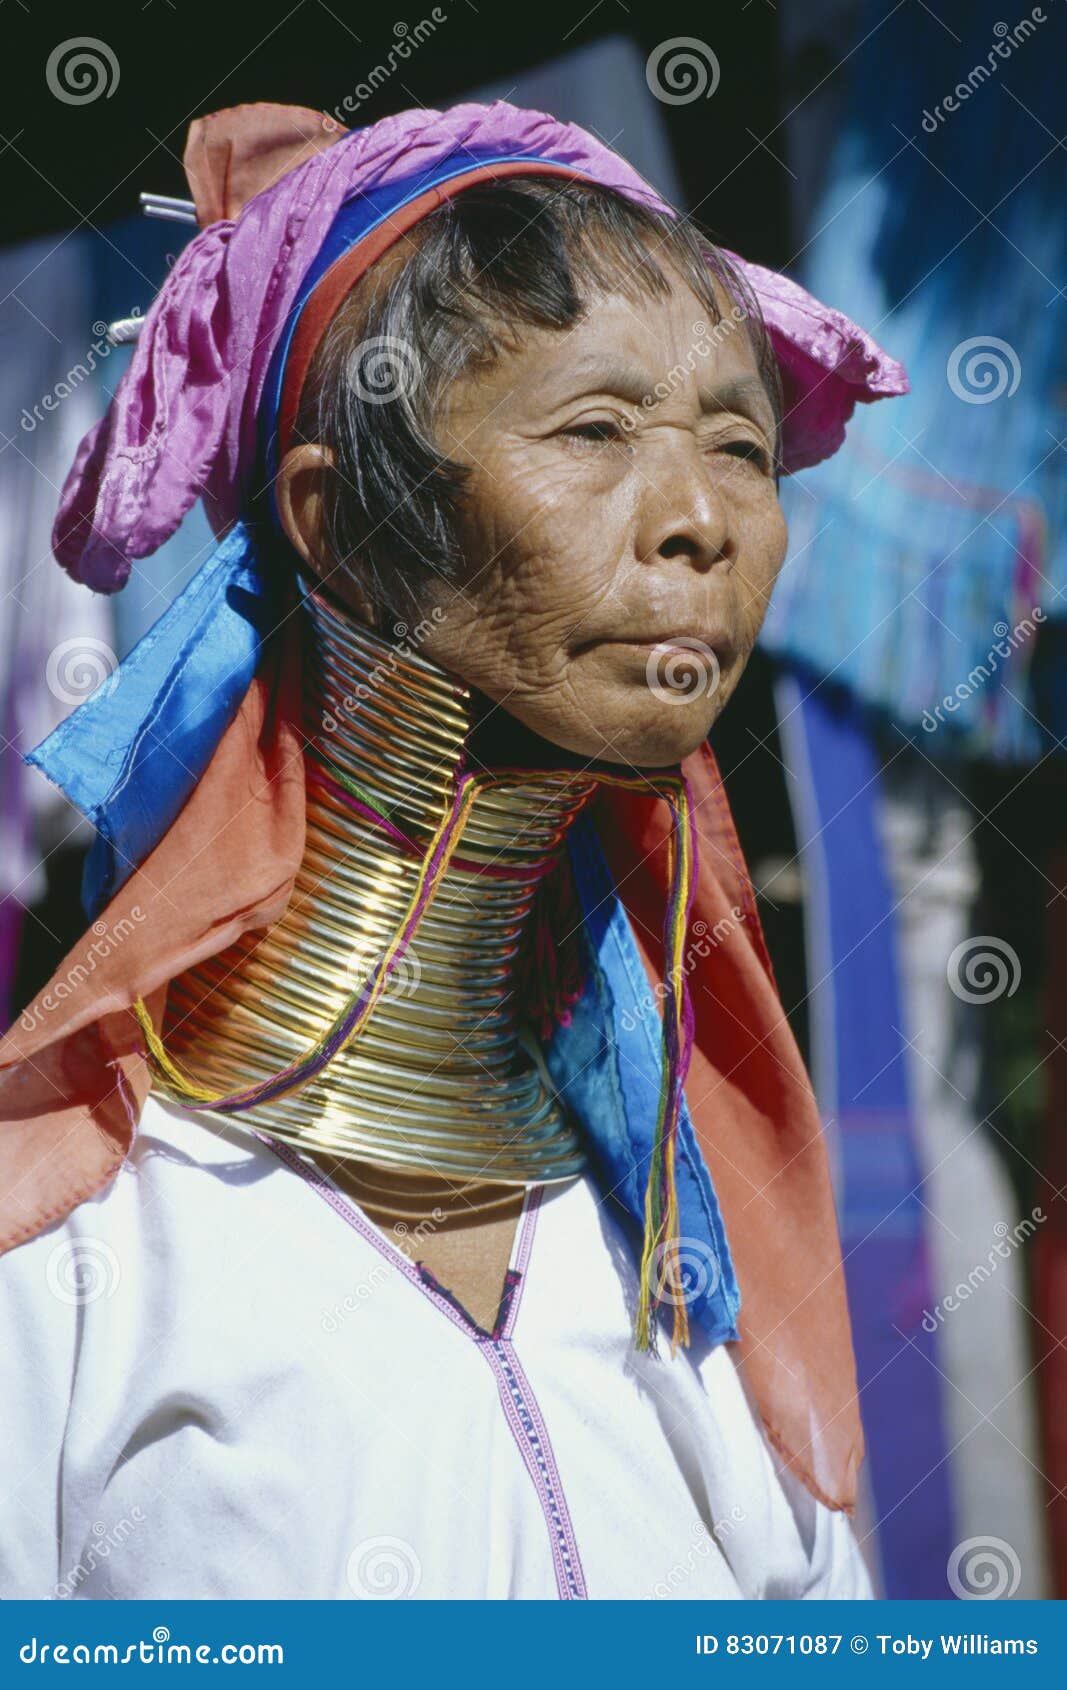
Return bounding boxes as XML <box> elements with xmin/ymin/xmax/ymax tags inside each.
<box><xmin>482</xmin><ymin>617</ymin><xmax>579</xmax><ymax>698</ymax></box>
<box><xmin>740</xmin><ymin>537</ymin><xmax>789</xmax><ymax>634</ymax></box>
<box><xmin>438</xmin><ymin>487</ymin><xmax>628</xmax><ymax>691</ymax></box>
<box><xmin>457</xmin><ymin>570</ymin><xmax>615</xmax><ymax>684</ymax></box>
<box><xmin>416</xmin><ymin>603</ymin><xmax>559</xmax><ymax>704</ymax></box>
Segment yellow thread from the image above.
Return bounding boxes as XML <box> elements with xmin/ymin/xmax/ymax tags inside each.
<box><xmin>133</xmin><ymin>995</ymin><xmax>216</xmax><ymax>1099</ymax></box>
<box><xmin>633</xmin><ymin>775</ymin><xmax>694</xmax><ymax>1354</ymax></box>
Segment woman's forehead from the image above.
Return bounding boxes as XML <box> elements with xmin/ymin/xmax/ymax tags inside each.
<box><xmin>449</xmin><ymin>281</ymin><xmax>774</xmax><ymax>423</ymax></box>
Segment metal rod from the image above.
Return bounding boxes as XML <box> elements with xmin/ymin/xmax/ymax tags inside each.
<box><xmin>139</xmin><ymin>191</ymin><xmax>198</xmax><ymax>225</ymax></box>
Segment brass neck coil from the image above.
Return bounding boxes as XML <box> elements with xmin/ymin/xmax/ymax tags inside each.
<box><xmin>156</xmin><ymin>579</ymin><xmax>598</xmax><ymax>1184</ymax></box>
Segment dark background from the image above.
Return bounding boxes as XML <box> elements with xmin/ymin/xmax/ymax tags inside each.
<box><xmin>1</xmin><ymin>1</ymin><xmax>789</xmax><ymax>259</ymax></box>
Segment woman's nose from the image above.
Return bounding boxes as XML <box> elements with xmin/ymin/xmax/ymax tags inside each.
<box><xmin>634</xmin><ymin>446</ymin><xmax>736</xmax><ymax>573</ymax></box>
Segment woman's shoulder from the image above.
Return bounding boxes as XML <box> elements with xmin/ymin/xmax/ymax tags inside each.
<box><xmin>0</xmin><ymin>1095</ymin><xmax>319</xmax><ymax>1359</ymax></box>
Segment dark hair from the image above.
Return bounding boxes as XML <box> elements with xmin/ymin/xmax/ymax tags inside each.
<box><xmin>292</xmin><ymin>176</ymin><xmax>782</xmax><ymax>619</ymax></box>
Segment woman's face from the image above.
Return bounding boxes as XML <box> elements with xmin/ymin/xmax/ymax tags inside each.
<box><xmin>419</xmin><ymin>273</ymin><xmax>789</xmax><ymax>768</ymax></box>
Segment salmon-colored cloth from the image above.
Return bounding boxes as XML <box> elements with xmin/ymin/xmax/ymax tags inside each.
<box><xmin>0</xmin><ymin>626</ymin><xmax>861</xmax><ymax>1514</ymax></box>
<box><xmin>0</xmin><ymin>638</ymin><xmax>304</xmax><ymax>1246</ymax></box>
<box><xmin>600</xmin><ymin>746</ymin><xmax>862</xmax><ymax>1512</ymax></box>
<box><xmin>183</xmin><ymin>101</ymin><xmax>341</xmax><ymax>227</ymax></box>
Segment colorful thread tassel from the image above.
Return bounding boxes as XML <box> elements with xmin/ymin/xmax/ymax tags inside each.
<box><xmin>592</xmin><ymin>771</ymin><xmax>698</xmax><ymax>1356</ymax></box>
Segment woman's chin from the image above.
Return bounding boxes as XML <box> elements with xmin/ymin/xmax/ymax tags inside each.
<box><xmin>552</xmin><ymin>708</ymin><xmax>718</xmax><ymax>771</ymax></box>
<box><xmin>482</xmin><ymin>688</ymin><xmax>720</xmax><ymax>772</ymax></box>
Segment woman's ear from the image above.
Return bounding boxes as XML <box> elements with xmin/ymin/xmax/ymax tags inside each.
<box><xmin>275</xmin><ymin>443</ymin><xmax>331</xmax><ymax>571</ymax></box>
<box><xmin>275</xmin><ymin>443</ymin><xmax>377</xmax><ymax>625</ymax></box>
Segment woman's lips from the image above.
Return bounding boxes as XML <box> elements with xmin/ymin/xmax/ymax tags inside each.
<box><xmin>592</xmin><ymin>632</ymin><xmax>735</xmax><ymax>662</ymax></box>
<box><xmin>583</xmin><ymin>635</ymin><xmax>735</xmax><ymax>706</ymax></box>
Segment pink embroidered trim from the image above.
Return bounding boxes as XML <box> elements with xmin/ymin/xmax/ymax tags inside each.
<box><xmin>262</xmin><ymin>1141</ymin><xmax>587</xmax><ymax>1598</ymax></box>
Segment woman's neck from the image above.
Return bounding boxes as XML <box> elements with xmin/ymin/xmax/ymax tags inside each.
<box><xmin>158</xmin><ymin>577</ymin><xmax>598</xmax><ymax>1186</ymax></box>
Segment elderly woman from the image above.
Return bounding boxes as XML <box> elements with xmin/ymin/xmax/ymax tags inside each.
<box><xmin>0</xmin><ymin>102</ymin><xmax>906</xmax><ymax>1600</ymax></box>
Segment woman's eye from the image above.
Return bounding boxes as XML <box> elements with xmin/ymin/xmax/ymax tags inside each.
<box><xmin>561</xmin><ymin>419</ymin><xmax>625</xmax><ymax>444</ymax></box>
<box><xmin>718</xmin><ymin>439</ymin><xmax>773</xmax><ymax>472</ymax></box>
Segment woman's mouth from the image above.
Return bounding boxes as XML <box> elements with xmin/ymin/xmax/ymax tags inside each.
<box><xmin>580</xmin><ymin>633</ymin><xmax>734</xmax><ymax>708</ymax></box>
<box><xmin>588</xmin><ymin>630</ymin><xmax>735</xmax><ymax>665</ymax></box>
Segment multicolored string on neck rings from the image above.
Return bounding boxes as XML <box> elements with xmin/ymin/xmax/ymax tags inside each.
<box><xmin>133</xmin><ymin>759</ymin><xmax>698</xmax><ymax>1355</ymax></box>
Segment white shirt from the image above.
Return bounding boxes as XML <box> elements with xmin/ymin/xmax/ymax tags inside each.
<box><xmin>0</xmin><ymin>1094</ymin><xmax>872</xmax><ymax>1600</ymax></box>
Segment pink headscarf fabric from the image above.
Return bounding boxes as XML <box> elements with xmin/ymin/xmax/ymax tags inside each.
<box><xmin>53</xmin><ymin>99</ymin><xmax>908</xmax><ymax>592</ymax></box>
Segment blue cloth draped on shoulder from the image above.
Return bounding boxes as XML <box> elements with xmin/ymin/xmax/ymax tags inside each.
<box><xmin>27</xmin><ymin>522</ymin><xmax>741</xmax><ymax>1351</ymax></box>
<box><xmin>28</xmin><ymin>522</ymin><xmax>274</xmax><ymax>915</ymax></box>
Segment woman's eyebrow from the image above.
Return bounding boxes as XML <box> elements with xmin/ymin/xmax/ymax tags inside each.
<box><xmin>538</xmin><ymin>361</ymin><xmax>776</xmax><ymax>430</ymax></box>
<box><xmin>697</xmin><ymin>374</ymin><xmax>777</xmax><ymax>431</ymax></box>
<box><xmin>538</xmin><ymin>356</ymin><xmax>655</xmax><ymax>406</ymax></box>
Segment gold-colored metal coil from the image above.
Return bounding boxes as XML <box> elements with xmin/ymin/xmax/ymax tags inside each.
<box><xmin>154</xmin><ymin>579</ymin><xmax>597</xmax><ymax>1184</ymax></box>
